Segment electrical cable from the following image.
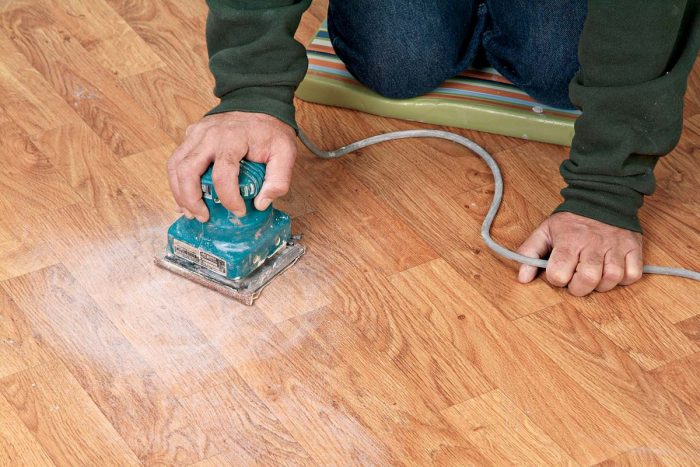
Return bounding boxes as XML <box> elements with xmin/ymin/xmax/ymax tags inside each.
<box><xmin>298</xmin><ymin>128</ymin><xmax>700</xmax><ymax>282</ymax></box>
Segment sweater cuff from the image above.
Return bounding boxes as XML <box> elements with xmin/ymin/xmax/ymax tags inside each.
<box><xmin>553</xmin><ymin>183</ymin><xmax>644</xmax><ymax>233</ymax></box>
<box><xmin>206</xmin><ymin>85</ymin><xmax>298</xmax><ymax>130</ymax></box>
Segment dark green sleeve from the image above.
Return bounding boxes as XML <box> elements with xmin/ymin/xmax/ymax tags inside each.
<box><xmin>554</xmin><ymin>0</ymin><xmax>700</xmax><ymax>232</ymax></box>
<box><xmin>205</xmin><ymin>0</ymin><xmax>312</xmax><ymax>130</ymax></box>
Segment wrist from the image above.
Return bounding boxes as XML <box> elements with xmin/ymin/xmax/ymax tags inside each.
<box><xmin>553</xmin><ymin>194</ymin><xmax>643</xmax><ymax>233</ymax></box>
<box><xmin>207</xmin><ymin>85</ymin><xmax>298</xmax><ymax>131</ymax></box>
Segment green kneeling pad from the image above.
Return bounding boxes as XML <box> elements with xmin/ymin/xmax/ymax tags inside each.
<box><xmin>296</xmin><ymin>22</ymin><xmax>580</xmax><ymax>146</ymax></box>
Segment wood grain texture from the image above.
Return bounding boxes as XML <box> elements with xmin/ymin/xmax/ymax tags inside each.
<box><xmin>0</xmin><ymin>361</ymin><xmax>141</xmax><ymax>466</ymax></box>
<box><xmin>178</xmin><ymin>290</ymin><xmax>405</xmax><ymax>465</ymax></box>
<box><xmin>676</xmin><ymin>315</ymin><xmax>700</xmax><ymax>344</ymax></box>
<box><xmin>0</xmin><ymin>393</ymin><xmax>55</xmax><ymax>466</ymax></box>
<box><xmin>516</xmin><ymin>303</ymin><xmax>700</xmax><ymax>465</ymax></box>
<box><xmin>0</xmin><ymin>28</ymin><xmax>84</xmax><ymax>135</ymax></box>
<box><xmin>1</xmin><ymin>264</ymin><xmax>212</xmax><ymax>465</ymax></box>
<box><xmin>571</xmin><ymin>288</ymin><xmax>698</xmax><ymax>371</ymax></box>
<box><xmin>652</xmin><ymin>352</ymin><xmax>700</xmax><ymax>414</ymax></box>
<box><xmin>388</xmin><ymin>259</ymin><xmax>641</xmax><ymax>465</ymax></box>
<box><xmin>31</xmin><ymin>206</ymin><xmax>233</xmax><ymax>399</ymax></box>
<box><xmin>0</xmin><ymin>110</ymin><xmax>80</xmax><ymax>222</ymax></box>
<box><xmin>286</xmin><ymin>263</ymin><xmax>495</xmax><ymax>410</ymax></box>
<box><xmin>441</xmin><ymin>389</ymin><xmax>577</xmax><ymax>465</ymax></box>
<box><xmin>0</xmin><ymin>108</ymin><xmax>74</xmax><ymax>281</ymax></box>
<box><xmin>0</xmin><ymin>288</ymin><xmax>52</xmax><ymax>380</ymax></box>
<box><xmin>0</xmin><ymin>0</ymin><xmax>697</xmax><ymax>465</ymax></box>
<box><xmin>595</xmin><ymin>448</ymin><xmax>666</xmax><ymax>467</ymax></box>
<box><xmin>0</xmin><ymin>9</ymin><xmax>172</xmax><ymax>157</ymax></box>
<box><xmin>178</xmin><ymin>370</ymin><xmax>313</xmax><ymax>465</ymax></box>
<box><xmin>86</xmin><ymin>28</ymin><xmax>166</xmax><ymax>78</ymax></box>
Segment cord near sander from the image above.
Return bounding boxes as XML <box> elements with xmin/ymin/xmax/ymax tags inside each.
<box><xmin>155</xmin><ymin>160</ymin><xmax>305</xmax><ymax>305</ymax></box>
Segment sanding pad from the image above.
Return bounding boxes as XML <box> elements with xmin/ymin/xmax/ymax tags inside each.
<box><xmin>154</xmin><ymin>242</ymin><xmax>305</xmax><ymax>306</ymax></box>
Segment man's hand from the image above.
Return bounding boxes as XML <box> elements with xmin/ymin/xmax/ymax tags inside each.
<box><xmin>517</xmin><ymin>212</ymin><xmax>643</xmax><ymax>296</ymax></box>
<box><xmin>166</xmin><ymin>112</ymin><xmax>297</xmax><ymax>222</ymax></box>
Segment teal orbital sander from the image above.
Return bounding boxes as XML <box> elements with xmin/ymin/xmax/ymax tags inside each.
<box><xmin>154</xmin><ymin>160</ymin><xmax>305</xmax><ymax>305</ymax></box>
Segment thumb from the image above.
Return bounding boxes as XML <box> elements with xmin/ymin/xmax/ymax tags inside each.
<box><xmin>516</xmin><ymin>226</ymin><xmax>552</xmax><ymax>283</ymax></box>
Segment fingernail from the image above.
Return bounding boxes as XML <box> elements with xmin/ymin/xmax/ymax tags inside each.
<box><xmin>195</xmin><ymin>215</ymin><xmax>208</xmax><ymax>223</ymax></box>
<box><xmin>255</xmin><ymin>197</ymin><xmax>271</xmax><ymax>211</ymax></box>
<box><xmin>183</xmin><ymin>210</ymin><xmax>194</xmax><ymax>220</ymax></box>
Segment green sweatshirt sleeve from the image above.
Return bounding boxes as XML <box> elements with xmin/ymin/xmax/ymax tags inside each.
<box><xmin>554</xmin><ymin>0</ymin><xmax>700</xmax><ymax>232</ymax></box>
<box><xmin>205</xmin><ymin>0</ymin><xmax>311</xmax><ymax>130</ymax></box>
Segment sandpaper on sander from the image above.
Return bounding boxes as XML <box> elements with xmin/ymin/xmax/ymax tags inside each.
<box><xmin>155</xmin><ymin>160</ymin><xmax>305</xmax><ymax>305</ymax></box>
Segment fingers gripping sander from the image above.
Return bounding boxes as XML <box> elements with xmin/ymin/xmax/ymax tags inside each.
<box><xmin>155</xmin><ymin>161</ymin><xmax>305</xmax><ymax>305</ymax></box>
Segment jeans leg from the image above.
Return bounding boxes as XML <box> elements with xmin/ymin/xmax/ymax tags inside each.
<box><xmin>328</xmin><ymin>0</ymin><xmax>485</xmax><ymax>99</ymax></box>
<box><xmin>483</xmin><ymin>0</ymin><xmax>587</xmax><ymax>108</ymax></box>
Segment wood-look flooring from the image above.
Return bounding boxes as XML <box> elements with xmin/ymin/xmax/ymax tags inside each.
<box><xmin>0</xmin><ymin>1</ymin><xmax>698</xmax><ymax>465</ymax></box>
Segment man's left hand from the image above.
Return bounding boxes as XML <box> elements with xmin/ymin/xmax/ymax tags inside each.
<box><xmin>516</xmin><ymin>212</ymin><xmax>644</xmax><ymax>296</ymax></box>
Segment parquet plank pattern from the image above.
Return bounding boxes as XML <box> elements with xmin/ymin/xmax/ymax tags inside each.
<box><xmin>0</xmin><ymin>1</ymin><xmax>697</xmax><ymax>465</ymax></box>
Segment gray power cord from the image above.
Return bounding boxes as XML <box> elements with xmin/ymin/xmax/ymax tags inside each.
<box><xmin>298</xmin><ymin>128</ymin><xmax>700</xmax><ymax>282</ymax></box>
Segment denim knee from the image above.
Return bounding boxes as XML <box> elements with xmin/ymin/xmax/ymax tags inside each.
<box><xmin>517</xmin><ymin>52</ymin><xmax>581</xmax><ymax>109</ymax></box>
<box><xmin>483</xmin><ymin>0</ymin><xmax>586</xmax><ymax>109</ymax></box>
<box><xmin>336</xmin><ymin>37</ymin><xmax>457</xmax><ymax>99</ymax></box>
<box><xmin>328</xmin><ymin>1</ymin><xmax>484</xmax><ymax>99</ymax></box>
<box><xmin>484</xmin><ymin>31</ymin><xmax>581</xmax><ymax>108</ymax></box>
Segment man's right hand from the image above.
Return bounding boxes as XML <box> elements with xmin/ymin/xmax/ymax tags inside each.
<box><xmin>166</xmin><ymin>111</ymin><xmax>298</xmax><ymax>222</ymax></box>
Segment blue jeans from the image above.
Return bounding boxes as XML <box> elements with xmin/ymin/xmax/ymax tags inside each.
<box><xmin>327</xmin><ymin>0</ymin><xmax>587</xmax><ymax>109</ymax></box>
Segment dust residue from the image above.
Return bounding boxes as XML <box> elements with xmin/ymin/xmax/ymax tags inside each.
<box><xmin>72</xmin><ymin>86</ymin><xmax>99</xmax><ymax>106</ymax></box>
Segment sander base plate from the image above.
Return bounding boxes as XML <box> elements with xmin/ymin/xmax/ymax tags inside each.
<box><xmin>154</xmin><ymin>242</ymin><xmax>305</xmax><ymax>306</ymax></box>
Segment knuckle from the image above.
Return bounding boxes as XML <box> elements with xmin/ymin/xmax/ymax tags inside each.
<box><xmin>546</xmin><ymin>269</ymin><xmax>570</xmax><ymax>287</ymax></box>
<box><xmin>202</xmin><ymin>125</ymin><xmax>219</xmax><ymax>137</ymax></box>
<box><xmin>198</xmin><ymin>130</ymin><xmax>219</xmax><ymax>146</ymax></box>
<box><xmin>624</xmin><ymin>237</ymin><xmax>640</xmax><ymax>247</ymax></box>
<box><xmin>211</xmin><ymin>170</ymin><xmax>227</xmax><ymax>186</ymax></box>
<box><xmin>218</xmin><ymin>150</ymin><xmax>235</xmax><ymax>160</ymax></box>
<box><xmin>549</xmin><ymin>255</ymin><xmax>564</xmax><ymax>266</ymax></box>
<box><xmin>518</xmin><ymin>247</ymin><xmax>535</xmax><ymax>257</ymax></box>
<box><xmin>579</xmin><ymin>269</ymin><xmax>600</xmax><ymax>285</ymax></box>
<box><xmin>176</xmin><ymin>163</ymin><xmax>192</xmax><ymax>180</ymax></box>
<box><xmin>275</xmin><ymin>184</ymin><xmax>290</xmax><ymax>196</ymax></box>
<box><xmin>178</xmin><ymin>153</ymin><xmax>202</xmax><ymax>170</ymax></box>
<box><xmin>219</xmin><ymin>154</ymin><xmax>241</xmax><ymax>168</ymax></box>
<box><xmin>603</xmin><ymin>266</ymin><xmax>625</xmax><ymax>282</ymax></box>
<box><xmin>268</xmin><ymin>181</ymin><xmax>290</xmax><ymax>196</ymax></box>
<box><xmin>280</xmin><ymin>140</ymin><xmax>298</xmax><ymax>157</ymax></box>
<box><xmin>625</xmin><ymin>269</ymin><xmax>643</xmax><ymax>283</ymax></box>
<box><xmin>552</xmin><ymin>247</ymin><xmax>574</xmax><ymax>260</ymax></box>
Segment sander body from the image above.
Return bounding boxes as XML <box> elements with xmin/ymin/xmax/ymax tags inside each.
<box><xmin>155</xmin><ymin>160</ymin><xmax>305</xmax><ymax>305</ymax></box>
